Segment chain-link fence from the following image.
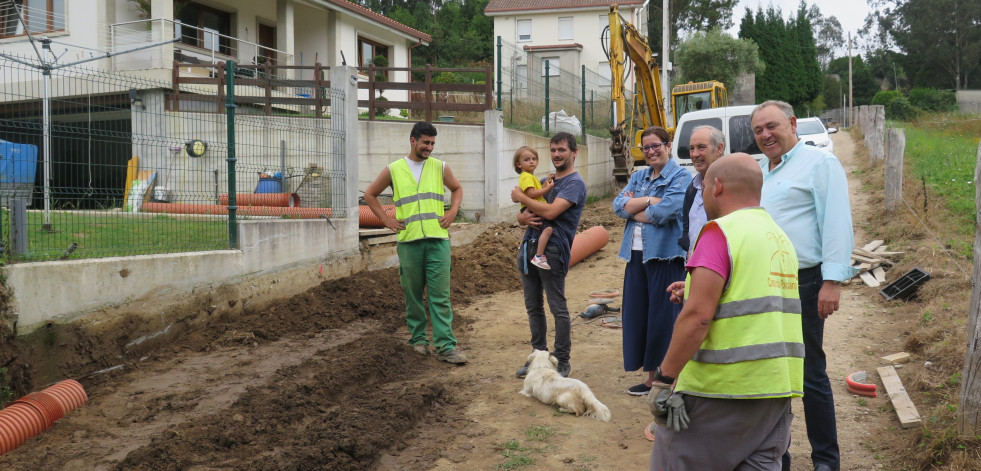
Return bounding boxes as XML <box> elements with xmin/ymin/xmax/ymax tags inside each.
<box><xmin>495</xmin><ymin>38</ymin><xmax>619</xmax><ymax>138</ymax></box>
<box><xmin>0</xmin><ymin>51</ymin><xmax>345</xmax><ymax>263</ymax></box>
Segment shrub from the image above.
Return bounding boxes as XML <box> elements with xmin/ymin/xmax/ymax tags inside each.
<box><xmin>434</xmin><ymin>72</ymin><xmax>459</xmax><ymax>84</ymax></box>
<box><xmin>908</xmin><ymin>88</ymin><xmax>957</xmax><ymax>112</ymax></box>
<box><xmin>871</xmin><ymin>90</ymin><xmax>903</xmax><ymax>107</ymax></box>
<box><xmin>887</xmin><ymin>96</ymin><xmax>918</xmax><ymax>121</ymax></box>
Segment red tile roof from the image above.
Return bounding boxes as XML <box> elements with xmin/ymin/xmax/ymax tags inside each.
<box><xmin>486</xmin><ymin>0</ymin><xmax>643</xmax><ymax>14</ymax></box>
<box><xmin>325</xmin><ymin>0</ymin><xmax>432</xmax><ymax>43</ymax></box>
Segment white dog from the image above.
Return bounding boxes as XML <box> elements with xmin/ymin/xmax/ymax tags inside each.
<box><xmin>519</xmin><ymin>350</ymin><xmax>611</xmax><ymax>422</ymax></box>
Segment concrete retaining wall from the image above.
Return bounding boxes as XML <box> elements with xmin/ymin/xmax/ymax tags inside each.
<box><xmin>4</xmin><ymin>106</ymin><xmax>616</xmax><ymax>335</ymax></box>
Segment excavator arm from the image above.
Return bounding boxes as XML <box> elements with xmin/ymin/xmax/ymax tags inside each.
<box><xmin>606</xmin><ymin>4</ymin><xmax>668</xmax><ymax>185</ymax></box>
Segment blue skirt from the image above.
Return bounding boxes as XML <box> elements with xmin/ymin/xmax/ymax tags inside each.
<box><xmin>621</xmin><ymin>251</ymin><xmax>685</xmax><ymax>372</ymax></box>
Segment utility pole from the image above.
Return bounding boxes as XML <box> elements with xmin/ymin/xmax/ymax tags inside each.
<box><xmin>661</xmin><ymin>0</ymin><xmax>670</xmax><ymax>128</ymax></box>
<box><xmin>848</xmin><ymin>31</ymin><xmax>855</xmax><ymax>127</ymax></box>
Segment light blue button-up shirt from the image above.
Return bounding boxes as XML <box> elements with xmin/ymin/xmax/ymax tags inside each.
<box><xmin>760</xmin><ymin>140</ymin><xmax>859</xmax><ymax>282</ymax></box>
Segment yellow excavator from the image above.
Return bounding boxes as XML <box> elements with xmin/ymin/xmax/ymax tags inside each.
<box><xmin>604</xmin><ymin>4</ymin><xmax>727</xmax><ymax>184</ymax></box>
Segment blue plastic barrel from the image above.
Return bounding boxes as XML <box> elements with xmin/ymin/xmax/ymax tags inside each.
<box><xmin>256</xmin><ymin>177</ymin><xmax>282</xmax><ymax>194</ymax></box>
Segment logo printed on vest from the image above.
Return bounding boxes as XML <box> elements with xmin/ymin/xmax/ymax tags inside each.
<box><xmin>767</xmin><ymin>231</ymin><xmax>799</xmax><ymax>290</ymax></box>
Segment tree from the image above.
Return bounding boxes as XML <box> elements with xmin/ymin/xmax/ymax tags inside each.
<box><xmin>646</xmin><ymin>0</ymin><xmax>739</xmax><ymax>62</ymax></box>
<box><xmin>673</xmin><ymin>28</ymin><xmax>764</xmax><ymax>90</ymax></box>
<box><xmin>386</xmin><ymin>0</ymin><xmax>492</xmax><ymax>68</ymax></box>
<box><xmin>739</xmin><ymin>5</ymin><xmax>822</xmax><ymax>107</ymax></box>
<box><xmin>792</xmin><ymin>5</ymin><xmax>823</xmax><ymax>106</ymax></box>
<box><xmin>872</xmin><ymin>0</ymin><xmax>981</xmax><ymax>89</ymax></box>
<box><xmin>828</xmin><ymin>55</ymin><xmax>879</xmax><ymax>105</ymax></box>
<box><xmin>805</xmin><ymin>4</ymin><xmax>844</xmax><ymax>71</ymax></box>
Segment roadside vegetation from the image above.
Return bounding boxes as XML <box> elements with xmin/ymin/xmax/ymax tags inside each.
<box><xmin>855</xmin><ymin>113</ymin><xmax>981</xmax><ymax>469</ymax></box>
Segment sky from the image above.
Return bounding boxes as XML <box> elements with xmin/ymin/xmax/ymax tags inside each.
<box><xmin>731</xmin><ymin>0</ymin><xmax>875</xmax><ymax>39</ymax></box>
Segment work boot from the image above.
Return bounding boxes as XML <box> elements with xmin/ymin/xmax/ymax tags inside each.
<box><xmin>516</xmin><ymin>360</ymin><xmax>530</xmax><ymax>378</ymax></box>
<box><xmin>436</xmin><ymin>349</ymin><xmax>467</xmax><ymax>364</ymax></box>
<box><xmin>412</xmin><ymin>343</ymin><xmax>429</xmax><ymax>356</ymax></box>
<box><xmin>557</xmin><ymin>360</ymin><xmax>571</xmax><ymax>378</ymax></box>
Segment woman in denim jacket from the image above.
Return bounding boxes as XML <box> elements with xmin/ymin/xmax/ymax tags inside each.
<box><xmin>611</xmin><ymin>126</ymin><xmax>692</xmax><ymax>396</ymax></box>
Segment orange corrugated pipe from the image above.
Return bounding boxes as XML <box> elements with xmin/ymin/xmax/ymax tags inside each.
<box><xmin>359</xmin><ymin>205</ymin><xmax>396</xmax><ymax>228</ymax></box>
<box><xmin>570</xmin><ymin>226</ymin><xmax>610</xmax><ymax>267</ymax></box>
<box><xmin>218</xmin><ymin>193</ymin><xmax>300</xmax><ymax>207</ymax></box>
<box><xmin>141</xmin><ymin>202</ymin><xmax>333</xmax><ymax>219</ymax></box>
<box><xmin>0</xmin><ymin>379</ymin><xmax>87</xmax><ymax>455</ymax></box>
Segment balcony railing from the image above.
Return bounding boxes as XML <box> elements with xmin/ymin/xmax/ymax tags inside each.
<box><xmin>108</xmin><ymin>18</ymin><xmax>293</xmax><ymax>74</ymax></box>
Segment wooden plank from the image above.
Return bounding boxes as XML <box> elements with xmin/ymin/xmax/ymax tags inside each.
<box><xmin>366</xmin><ymin>234</ymin><xmax>398</xmax><ymax>246</ymax></box>
<box><xmin>877</xmin><ymin>366</ymin><xmax>922</xmax><ymax>428</ymax></box>
<box><xmin>359</xmin><ymin>228</ymin><xmax>395</xmax><ymax>237</ymax></box>
<box><xmin>853</xmin><ymin>262</ymin><xmax>872</xmax><ymax>271</ymax></box>
<box><xmin>872</xmin><ymin>267</ymin><xmax>887</xmax><ymax>283</ymax></box>
<box><xmin>882</xmin><ymin>352</ymin><xmax>911</xmax><ymax>364</ymax></box>
<box><xmin>852</xmin><ymin>253</ymin><xmax>885</xmax><ymax>264</ymax></box>
<box><xmin>859</xmin><ymin>271</ymin><xmax>881</xmax><ymax>287</ymax></box>
<box><xmin>873</xmin><ymin>245</ymin><xmax>888</xmax><ymax>253</ymax></box>
<box><xmin>863</xmin><ymin>240</ymin><xmax>885</xmax><ymax>251</ymax></box>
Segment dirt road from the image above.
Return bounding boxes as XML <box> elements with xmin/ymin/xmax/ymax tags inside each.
<box><xmin>0</xmin><ymin>131</ymin><xmax>909</xmax><ymax>470</ymax></box>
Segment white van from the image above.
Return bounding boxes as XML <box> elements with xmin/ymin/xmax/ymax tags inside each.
<box><xmin>671</xmin><ymin>105</ymin><xmax>764</xmax><ymax>174</ymax></box>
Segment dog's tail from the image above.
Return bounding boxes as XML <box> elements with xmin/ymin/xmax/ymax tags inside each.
<box><xmin>584</xmin><ymin>395</ymin><xmax>612</xmax><ymax>422</ymax></box>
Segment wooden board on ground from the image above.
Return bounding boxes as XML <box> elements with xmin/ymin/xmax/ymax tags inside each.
<box><xmin>859</xmin><ymin>271</ymin><xmax>880</xmax><ymax>287</ymax></box>
<box><xmin>862</xmin><ymin>240</ymin><xmax>885</xmax><ymax>251</ymax></box>
<box><xmin>872</xmin><ymin>267</ymin><xmax>886</xmax><ymax>283</ymax></box>
<box><xmin>882</xmin><ymin>352</ymin><xmax>911</xmax><ymax>364</ymax></box>
<box><xmin>359</xmin><ymin>228</ymin><xmax>396</xmax><ymax>237</ymax></box>
<box><xmin>877</xmin><ymin>365</ymin><xmax>922</xmax><ymax>428</ymax></box>
<box><xmin>365</xmin><ymin>234</ymin><xmax>398</xmax><ymax>246</ymax></box>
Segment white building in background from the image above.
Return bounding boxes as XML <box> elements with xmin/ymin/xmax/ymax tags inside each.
<box><xmin>484</xmin><ymin>0</ymin><xmax>645</xmax><ymax>90</ymax></box>
<box><xmin>0</xmin><ymin>0</ymin><xmax>430</xmax><ymax>102</ymax></box>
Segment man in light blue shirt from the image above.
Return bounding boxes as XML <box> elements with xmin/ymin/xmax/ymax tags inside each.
<box><xmin>753</xmin><ymin>100</ymin><xmax>858</xmax><ymax>471</ymax></box>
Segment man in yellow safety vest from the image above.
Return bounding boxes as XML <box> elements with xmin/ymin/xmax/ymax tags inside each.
<box><xmin>648</xmin><ymin>153</ymin><xmax>803</xmax><ymax>470</ymax></box>
<box><xmin>364</xmin><ymin>121</ymin><xmax>467</xmax><ymax>364</ymax></box>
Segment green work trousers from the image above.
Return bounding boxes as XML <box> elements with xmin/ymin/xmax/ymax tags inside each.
<box><xmin>397</xmin><ymin>238</ymin><xmax>457</xmax><ymax>354</ymax></box>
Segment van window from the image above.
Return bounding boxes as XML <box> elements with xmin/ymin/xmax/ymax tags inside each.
<box><xmin>729</xmin><ymin>115</ymin><xmax>761</xmax><ymax>155</ymax></box>
<box><xmin>675</xmin><ymin>117</ymin><xmax>723</xmax><ymax>161</ymax></box>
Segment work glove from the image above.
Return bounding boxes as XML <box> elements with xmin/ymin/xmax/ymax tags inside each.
<box><xmin>648</xmin><ymin>382</ymin><xmax>690</xmax><ymax>433</ymax></box>
<box><xmin>647</xmin><ymin>381</ymin><xmax>673</xmax><ymax>424</ymax></box>
<box><xmin>662</xmin><ymin>393</ymin><xmax>690</xmax><ymax>432</ymax></box>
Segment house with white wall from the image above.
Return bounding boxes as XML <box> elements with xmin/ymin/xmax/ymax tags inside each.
<box><xmin>0</xmin><ymin>0</ymin><xmax>430</xmax><ymax>105</ymax></box>
<box><xmin>484</xmin><ymin>0</ymin><xmax>644</xmax><ymax>93</ymax></box>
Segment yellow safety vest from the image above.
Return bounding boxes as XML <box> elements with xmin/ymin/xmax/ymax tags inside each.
<box><xmin>390</xmin><ymin>157</ymin><xmax>448</xmax><ymax>242</ymax></box>
<box><xmin>675</xmin><ymin>207</ymin><xmax>804</xmax><ymax>399</ymax></box>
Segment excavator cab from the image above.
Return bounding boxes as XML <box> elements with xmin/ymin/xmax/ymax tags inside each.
<box><xmin>671</xmin><ymin>81</ymin><xmax>728</xmax><ymax>124</ymax></box>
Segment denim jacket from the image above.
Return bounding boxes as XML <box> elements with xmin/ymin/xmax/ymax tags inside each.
<box><xmin>612</xmin><ymin>159</ymin><xmax>692</xmax><ymax>263</ymax></box>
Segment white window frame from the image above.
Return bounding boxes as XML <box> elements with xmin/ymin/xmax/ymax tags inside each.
<box><xmin>599</xmin><ymin>61</ymin><xmax>611</xmax><ymax>87</ymax></box>
<box><xmin>517</xmin><ymin>19</ymin><xmax>531</xmax><ymax>42</ymax></box>
<box><xmin>541</xmin><ymin>57</ymin><xmax>560</xmax><ymax>77</ymax></box>
<box><xmin>515</xmin><ymin>64</ymin><xmax>528</xmax><ymax>94</ymax></box>
<box><xmin>558</xmin><ymin>17</ymin><xmax>573</xmax><ymax>41</ymax></box>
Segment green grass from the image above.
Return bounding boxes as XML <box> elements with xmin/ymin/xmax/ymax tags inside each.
<box><xmin>1</xmin><ymin>209</ymin><xmax>227</xmax><ymax>262</ymax></box>
<box><xmin>894</xmin><ymin>114</ymin><xmax>981</xmax><ymax>235</ymax></box>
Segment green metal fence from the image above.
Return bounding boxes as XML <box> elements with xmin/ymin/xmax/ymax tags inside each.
<box><xmin>0</xmin><ymin>52</ymin><xmax>346</xmax><ymax>263</ymax></box>
<box><xmin>495</xmin><ymin>36</ymin><xmax>621</xmax><ymax>139</ymax></box>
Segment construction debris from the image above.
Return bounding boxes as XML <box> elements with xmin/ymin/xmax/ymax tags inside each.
<box><xmin>850</xmin><ymin>240</ymin><xmax>905</xmax><ymax>288</ymax></box>
<box><xmin>881</xmin><ymin>352</ymin><xmax>911</xmax><ymax>364</ymax></box>
<box><xmin>876</xmin><ymin>365</ymin><xmax>922</xmax><ymax>428</ymax></box>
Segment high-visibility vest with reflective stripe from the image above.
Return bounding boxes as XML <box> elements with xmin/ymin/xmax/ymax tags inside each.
<box><xmin>390</xmin><ymin>157</ymin><xmax>447</xmax><ymax>242</ymax></box>
<box><xmin>675</xmin><ymin>207</ymin><xmax>804</xmax><ymax>399</ymax></box>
